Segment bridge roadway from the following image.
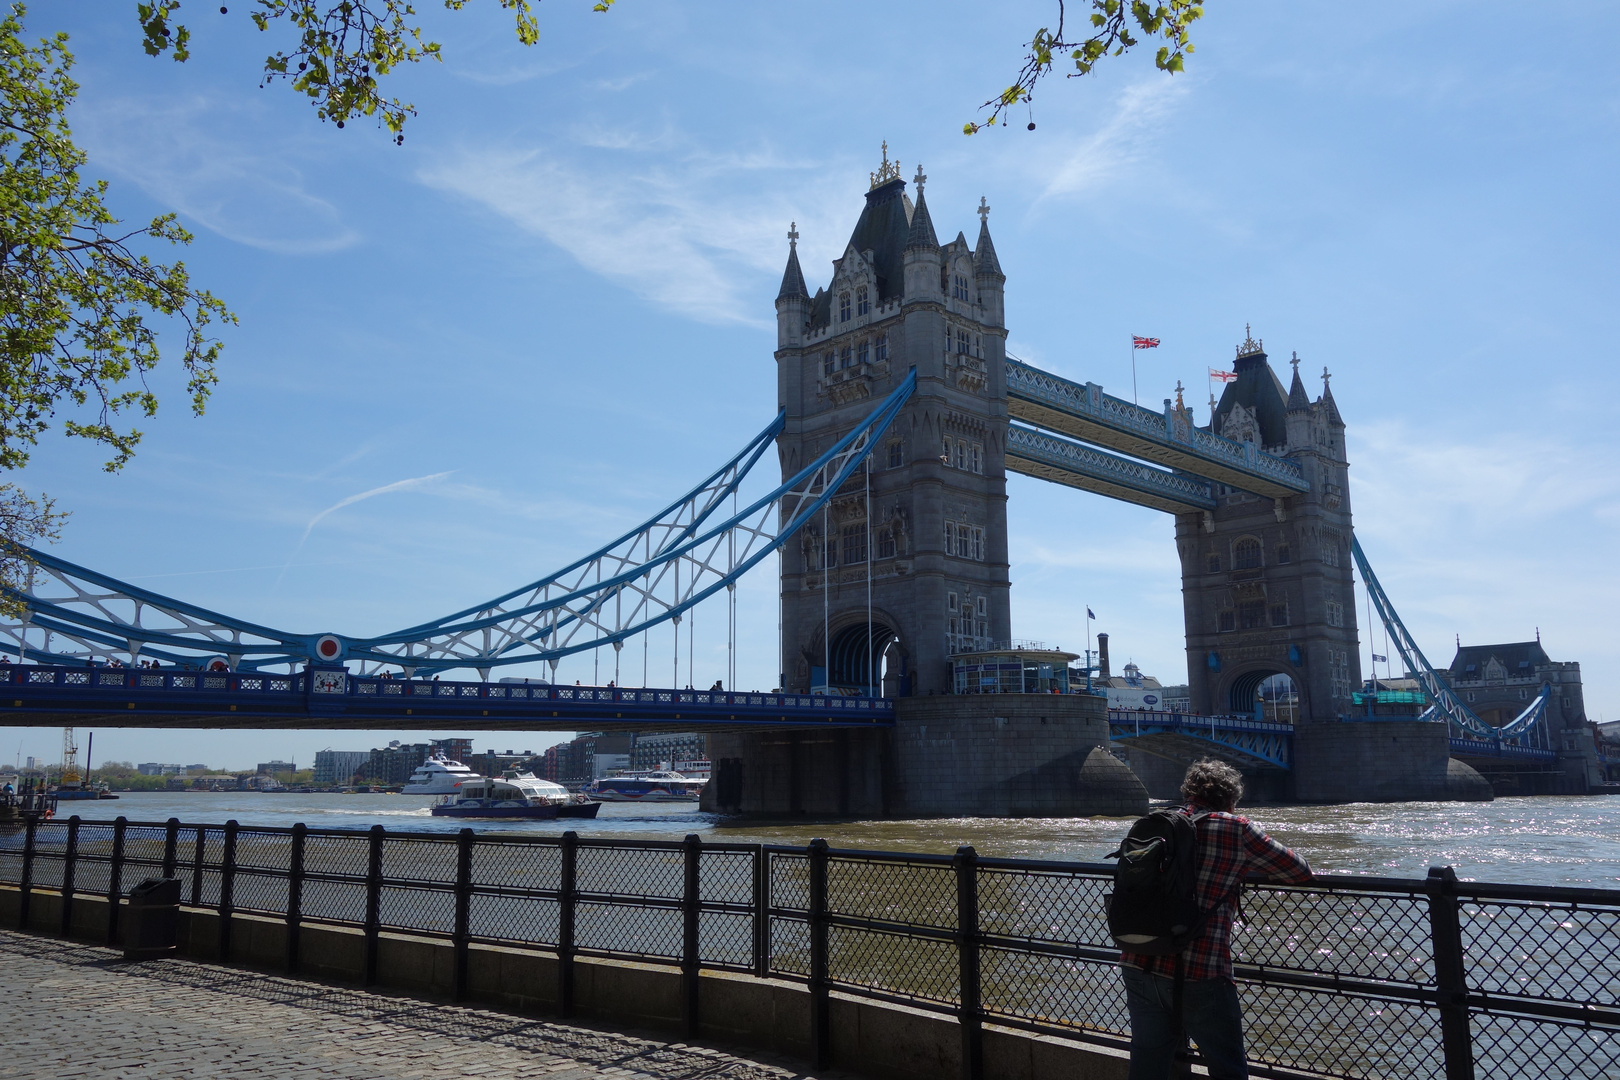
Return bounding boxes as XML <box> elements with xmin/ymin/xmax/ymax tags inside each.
<box><xmin>0</xmin><ymin>663</ymin><xmax>893</xmax><ymax>731</ymax></box>
<box><xmin>1108</xmin><ymin>709</ymin><xmax>1294</xmax><ymax>770</ymax></box>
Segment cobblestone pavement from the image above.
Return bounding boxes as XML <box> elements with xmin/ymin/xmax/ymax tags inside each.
<box><xmin>0</xmin><ymin>930</ymin><xmax>832</xmax><ymax>1080</ymax></box>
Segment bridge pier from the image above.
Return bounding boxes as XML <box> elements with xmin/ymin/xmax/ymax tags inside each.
<box><xmin>1291</xmin><ymin>721</ymin><xmax>1493</xmax><ymax>803</ymax></box>
<box><xmin>704</xmin><ymin>694</ymin><xmax>1147</xmax><ymax>818</ymax></box>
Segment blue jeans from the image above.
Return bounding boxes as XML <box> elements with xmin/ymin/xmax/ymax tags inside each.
<box><xmin>1121</xmin><ymin>965</ymin><xmax>1248</xmax><ymax>1080</ymax></box>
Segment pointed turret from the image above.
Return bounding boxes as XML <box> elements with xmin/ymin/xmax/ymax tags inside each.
<box><xmin>774</xmin><ymin>222</ymin><xmax>809</xmax><ymax>349</ymax></box>
<box><xmin>1286</xmin><ymin>352</ymin><xmax>1309</xmax><ymax>411</ymax></box>
<box><xmin>777</xmin><ymin>227</ymin><xmax>808</xmax><ymax>302</ymax></box>
<box><xmin>1319</xmin><ymin>367</ymin><xmax>1344</xmax><ymax>428</ymax></box>
<box><xmin>972</xmin><ymin>196</ymin><xmax>1004</xmax><ymax>327</ymax></box>
<box><xmin>903</xmin><ymin>164</ymin><xmax>942</xmax><ymax>301</ymax></box>
<box><xmin>973</xmin><ymin>208</ymin><xmax>1002</xmax><ymax>278</ymax></box>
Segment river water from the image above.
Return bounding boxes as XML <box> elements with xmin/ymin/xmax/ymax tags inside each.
<box><xmin>57</xmin><ymin>791</ymin><xmax>1620</xmax><ymax>889</ymax></box>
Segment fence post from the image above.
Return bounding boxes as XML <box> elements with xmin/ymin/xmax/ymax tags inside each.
<box><xmin>218</xmin><ymin>820</ymin><xmax>238</xmax><ymax>962</ymax></box>
<box><xmin>558</xmin><ymin>831</ymin><xmax>577</xmax><ymax>1018</ymax></box>
<box><xmin>682</xmin><ymin>833</ymin><xmax>702</xmax><ymax>1037</ymax></box>
<box><xmin>1425</xmin><ymin>866</ymin><xmax>1475</xmax><ymax>1080</ymax></box>
<box><xmin>162</xmin><ymin>817</ymin><xmax>179</xmax><ymax>879</ymax></box>
<box><xmin>454</xmin><ymin>828</ymin><xmax>474</xmax><ymax>1002</ymax></box>
<box><xmin>17</xmin><ymin>814</ymin><xmax>36</xmax><ymax>930</ymax></box>
<box><xmin>753</xmin><ymin>844</ymin><xmax>770</xmax><ymax>979</ymax></box>
<box><xmin>286</xmin><ymin>823</ymin><xmax>306</xmax><ymax>974</ymax></box>
<box><xmin>190</xmin><ymin>825</ymin><xmax>206</xmax><ymax>907</ymax></box>
<box><xmin>808</xmin><ymin>837</ymin><xmax>831</xmax><ymax>1069</ymax></box>
<box><xmin>60</xmin><ymin>815</ymin><xmax>80</xmax><ymax>937</ymax></box>
<box><xmin>364</xmin><ymin>824</ymin><xmax>384</xmax><ymax>985</ymax></box>
<box><xmin>954</xmin><ymin>845</ymin><xmax>983</xmax><ymax>1080</ymax></box>
<box><xmin>105</xmin><ymin>817</ymin><xmax>126</xmax><ymax>946</ymax></box>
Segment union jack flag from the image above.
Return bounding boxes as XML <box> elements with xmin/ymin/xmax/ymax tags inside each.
<box><xmin>1209</xmin><ymin>367</ymin><xmax>1238</xmax><ymax>383</ymax></box>
<box><xmin>1132</xmin><ymin>336</ymin><xmax>1160</xmax><ymax>349</ymax></box>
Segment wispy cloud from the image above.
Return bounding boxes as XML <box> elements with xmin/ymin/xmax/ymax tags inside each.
<box><xmin>276</xmin><ymin>471</ymin><xmax>455</xmax><ymax>586</ymax></box>
<box><xmin>1032</xmin><ymin>78</ymin><xmax>1190</xmax><ymax>204</ymax></box>
<box><xmin>76</xmin><ymin>95</ymin><xmax>359</xmax><ymax>255</ymax></box>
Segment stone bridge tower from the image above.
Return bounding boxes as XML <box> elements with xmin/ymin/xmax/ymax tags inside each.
<box><xmin>1175</xmin><ymin>331</ymin><xmax>1362</xmax><ymax>723</ymax></box>
<box><xmin>774</xmin><ymin>152</ymin><xmax>1009</xmax><ymax>697</ymax></box>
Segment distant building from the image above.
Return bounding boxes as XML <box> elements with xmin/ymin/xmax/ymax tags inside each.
<box><xmin>256</xmin><ymin>760</ymin><xmax>296</xmax><ymax>777</ymax></box>
<box><xmin>559</xmin><ymin>734</ymin><xmax>632</xmax><ymax>784</ymax></box>
<box><xmin>1446</xmin><ymin>638</ymin><xmax>1602</xmax><ymax>792</ymax></box>
<box><xmin>537</xmin><ymin>743</ymin><xmax>569</xmax><ymax>783</ymax></box>
<box><xmin>313</xmin><ymin>749</ymin><xmax>369</xmax><ymax>784</ymax></box>
<box><xmin>364</xmin><ymin>742</ymin><xmax>431</xmax><ymax>784</ymax></box>
<box><xmin>24</xmin><ymin>756</ymin><xmax>35</xmax><ymax>770</ymax></box>
<box><xmin>431</xmin><ymin>738</ymin><xmax>475</xmax><ymax>764</ymax></box>
<box><xmin>474</xmin><ymin>748</ymin><xmax>539</xmax><ymax>778</ymax></box>
<box><xmin>630</xmin><ymin>733</ymin><xmax>708</xmax><ymax>772</ymax></box>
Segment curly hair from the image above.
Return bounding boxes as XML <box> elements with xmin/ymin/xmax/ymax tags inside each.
<box><xmin>1180</xmin><ymin>759</ymin><xmax>1244</xmax><ymax>811</ymax></box>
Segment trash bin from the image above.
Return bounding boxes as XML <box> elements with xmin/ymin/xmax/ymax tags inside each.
<box><xmin>123</xmin><ymin>877</ymin><xmax>181</xmax><ymax>959</ymax></box>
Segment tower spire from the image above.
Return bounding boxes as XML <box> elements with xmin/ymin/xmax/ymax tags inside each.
<box><xmin>1287</xmin><ymin>350</ymin><xmax>1310</xmax><ymax>411</ymax></box>
<box><xmin>973</xmin><ymin>194</ymin><xmax>1002</xmax><ymax>278</ymax></box>
<box><xmin>776</xmin><ymin>221</ymin><xmax>808</xmax><ymax>301</ymax></box>
<box><xmin>870</xmin><ymin>141</ymin><xmax>900</xmax><ymax>189</ymax></box>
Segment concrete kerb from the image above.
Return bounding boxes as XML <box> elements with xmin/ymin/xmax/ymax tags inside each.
<box><xmin>0</xmin><ymin>885</ymin><xmax>1130</xmax><ymax>1080</ymax></box>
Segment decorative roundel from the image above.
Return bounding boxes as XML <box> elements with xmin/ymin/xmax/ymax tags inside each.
<box><xmin>314</xmin><ymin>635</ymin><xmax>343</xmax><ymax>661</ymax></box>
<box><xmin>206</xmin><ymin>658</ymin><xmax>230</xmax><ymax>672</ymax></box>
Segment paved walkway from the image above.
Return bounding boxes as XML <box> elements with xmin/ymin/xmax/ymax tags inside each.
<box><xmin>0</xmin><ymin>930</ymin><xmax>829</xmax><ymax>1080</ymax></box>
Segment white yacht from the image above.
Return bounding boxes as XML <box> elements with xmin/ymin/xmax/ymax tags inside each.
<box><xmin>402</xmin><ymin>754</ymin><xmax>484</xmax><ymax>795</ymax></box>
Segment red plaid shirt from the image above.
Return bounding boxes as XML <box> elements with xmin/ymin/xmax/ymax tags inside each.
<box><xmin>1120</xmin><ymin>803</ymin><xmax>1312</xmax><ymax>982</ymax></box>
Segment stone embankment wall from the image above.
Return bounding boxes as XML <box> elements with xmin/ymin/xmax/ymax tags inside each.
<box><xmin>0</xmin><ymin>887</ymin><xmax>1131</xmax><ymax>1080</ymax></box>
<box><xmin>1291</xmin><ymin>721</ymin><xmax>1493</xmax><ymax>802</ymax></box>
<box><xmin>706</xmin><ymin>694</ymin><xmax>1147</xmax><ymax>818</ymax></box>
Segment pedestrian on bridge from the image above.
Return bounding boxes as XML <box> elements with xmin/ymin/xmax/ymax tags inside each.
<box><xmin>1118</xmin><ymin>759</ymin><xmax>1312</xmax><ymax>1080</ymax></box>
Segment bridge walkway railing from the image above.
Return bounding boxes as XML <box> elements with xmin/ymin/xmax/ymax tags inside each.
<box><xmin>4</xmin><ymin>817</ymin><xmax>1614</xmax><ymax>1080</ymax></box>
<box><xmin>0</xmin><ymin>663</ymin><xmax>894</xmax><ymax>726</ymax></box>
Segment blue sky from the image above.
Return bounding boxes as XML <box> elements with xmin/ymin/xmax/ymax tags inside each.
<box><xmin>7</xmin><ymin>1</ymin><xmax>1618</xmax><ymax>771</ymax></box>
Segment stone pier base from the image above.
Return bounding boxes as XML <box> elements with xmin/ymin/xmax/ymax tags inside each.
<box><xmin>1292</xmin><ymin>721</ymin><xmax>1494</xmax><ymax>803</ymax></box>
<box><xmin>705</xmin><ymin>694</ymin><xmax>1148</xmax><ymax>818</ymax></box>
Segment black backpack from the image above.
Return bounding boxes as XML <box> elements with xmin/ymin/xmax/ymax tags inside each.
<box><xmin>1104</xmin><ymin>807</ymin><xmax>1212</xmax><ymax>955</ymax></box>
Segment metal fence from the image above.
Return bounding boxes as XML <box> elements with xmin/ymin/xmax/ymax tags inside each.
<box><xmin>2</xmin><ymin>816</ymin><xmax>1616</xmax><ymax>1080</ymax></box>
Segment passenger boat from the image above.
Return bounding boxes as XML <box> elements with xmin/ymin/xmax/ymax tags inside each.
<box><xmin>402</xmin><ymin>753</ymin><xmax>485</xmax><ymax>795</ymax></box>
<box><xmin>431</xmin><ymin>772</ymin><xmax>602</xmax><ymax>819</ymax></box>
<box><xmin>583</xmin><ymin>770</ymin><xmax>707</xmax><ymax>803</ymax></box>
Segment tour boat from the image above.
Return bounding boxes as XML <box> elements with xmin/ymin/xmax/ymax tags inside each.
<box><xmin>582</xmin><ymin>770</ymin><xmax>707</xmax><ymax>803</ymax></box>
<box><xmin>431</xmin><ymin>772</ymin><xmax>602</xmax><ymax>819</ymax></box>
<box><xmin>403</xmin><ymin>753</ymin><xmax>485</xmax><ymax>795</ymax></box>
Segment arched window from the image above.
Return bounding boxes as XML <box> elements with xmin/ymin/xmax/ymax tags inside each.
<box><xmin>856</xmin><ymin>286</ymin><xmax>869</xmax><ymax>316</ymax></box>
<box><xmin>1233</xmin><ymin>538</ymin><xmax>1262</xmax><ymax>570</ymax></box>
<box><xmin>823</xmin><ymin>352</ymin><xmax>835</xmax><ymax>376</ymax></box>
<box><xmin>875</xmin><ymin>334</ymin><xmax>888</xmax><ymax>362</ymax></box>
<box><xmin>857</xmin><ymin>339</ymin><xmax>870</xmax><ymax>365</ymax></box>
<box><xmin>839</xmin><ymin>292</ymin><xmax>851</xmax><ymax>322</ymax></box>
<box><xmin>1207</xmin><ymin>553</ymin><xmax>1221</xmax><ymax>573</ymax></box>
<box><xmin>953</xmin><ymin>440</ymin><xmax>966</xmax><ymax>469</ymax></box>
<box><xmin>840</xmin><ymin>345</ymin><xmax>853</xmax><ymax>368</ymax></box>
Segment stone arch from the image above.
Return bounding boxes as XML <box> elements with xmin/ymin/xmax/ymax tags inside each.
<box><xmin>1226</xmin><ymin>664</ymin><xmax>1302</xmax><ymax>723</ymax></box>
<box><xmin>805</xmin><ymin>607</ymin><xmax>909</xmax><ymax>697</ymax></box>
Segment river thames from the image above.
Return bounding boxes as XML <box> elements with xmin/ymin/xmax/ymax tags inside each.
<box><xmin>55</xmin><ymin>791</ymin><xmax>1620</xmax><ymax>889</ymax></box>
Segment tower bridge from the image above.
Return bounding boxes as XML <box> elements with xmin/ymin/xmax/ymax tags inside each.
<box><xmin>0</xmin><ymin>152</ymin><xmax>1604</xmax><ymax>811</ymax></box>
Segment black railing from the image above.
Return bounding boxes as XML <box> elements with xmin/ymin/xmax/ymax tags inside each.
<box><xmin>2</xmin><ymin>816</ymin><xmax>1616</xmax><ymax>1080</ymax></box>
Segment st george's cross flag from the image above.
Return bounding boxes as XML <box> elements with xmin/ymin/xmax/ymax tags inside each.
<box><xmin>1209</xmin><ymin>367</ymin><xmax>1239</xmax><ymax>383</ymax></box>
<box><xmin>1132</xmin><ymin>336</ymin><xmax>1160</xmax><ymax>349</ymax></box>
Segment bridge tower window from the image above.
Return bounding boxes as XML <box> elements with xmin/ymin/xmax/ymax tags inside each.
<box><xmin>956</xmin><ymin>329</ymin><xmax>971</xmax><ymax>354</ymax></box>
<box><xmin>953</xmin><ymin>273</ymin><xmax>970</xmax><ymax>301</ymax></box>
<box><xmin>887</xmin><ymin>441</ymin><xmax>903</xmax><ymax>468</ymax></box>
<box><xmin>1325</xmin><ymin>601</ymin><xmax>1344</xmax><ymax>627</ymax></box>
<box><xmin>842</xmin><ymin>525</ymin><xmax>867</xmax><ymax>565</ymax></box>
<box><xmin>1219</xmin><ymin>610</ymin><xmax>1235</xmax><ymax>633</ymax></box>
<box><xmin>839</xmin><ymin>292</ymin><xmax>851</xmax><ymax>322</ymax></box>
<box><xmin>1233</xmin><ymin>538</ymin><xmax>1262</xmax><ymax>570</ymax></box>
<box><xmin>1277</xmin><ymin>543</ymin><xmax>1291</xmax><ymax>565</ymax></box>
<box><xmin>875</xmin><ymin>333</ymin><xmax>888</xmax><ymax>362</ymax></box>
<box><xmin>856</xmin><ymin>286</ymin><xmax>870</xmax><ymax>316</ymax></box>
<box><xmin>947</xmin><ymin>591</ymin><xmax>959</xmax><ymax>613</ymax></box>
<box><xmin>840</xmin><ymin>344</ymin><xmax>853</xmax><ymax>368</ymax></box>
<box><xmin>1269</xmin><ymin>603</ymin><xmax>1290</xmax><ymax>627</ymax></box>
<box><xmin>857</xmin><ymin>339</ymin><xmax>870</xmax><ymax>365</ymax></box>
<box><xmin>1207</xmin><ymin>553</ymin><xmax>1222</xmax><ymax>573</ymax></box>
<box><xmin>877</xmin><ymin>527</ymin><xmax>896</xmax><ymax>559</ymax></box>
<box><xmin>1239</xmin><ymin>601</ymin><xmax>1265</xmax><ymax>630</ymax></box>
<box><xmin>823</xmin><ymin>352</ymin><xmax>835</xmax><ymax>376</ymax></box>
<box><xmin>953</xmin><ymin>439</ymin><xmax>966</xmax><ymax>469</ymax></box>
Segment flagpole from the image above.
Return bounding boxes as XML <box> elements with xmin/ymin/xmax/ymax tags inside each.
<box><xmin>1130</xmin><ymin>338</ymin><xmax>1138</xmax><ymax>405</ymax></box>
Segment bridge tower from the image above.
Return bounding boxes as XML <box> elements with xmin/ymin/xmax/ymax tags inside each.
<box><xmin>1176</xmin><ymin>333</ymin><xmax>1362</xmax><ymax>724</ymax></box>
<box><xmin>774</xmin><ymin>152</ymin><xmax>1009</xmax><ymax>697</ymax></box>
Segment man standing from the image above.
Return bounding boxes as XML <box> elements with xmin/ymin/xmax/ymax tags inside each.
<box><xmin>1119</xmin><ymin>759</ymin><xmax>1312</xmax><ymax>1079</ymax></box>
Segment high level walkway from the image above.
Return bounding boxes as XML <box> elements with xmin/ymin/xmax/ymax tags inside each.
<box><xmin>1005</xmin><ymin>358</ymin><xmax>1310</xmax><ymax>501</ymax></box>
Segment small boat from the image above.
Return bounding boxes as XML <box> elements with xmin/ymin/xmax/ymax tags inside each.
<box><xmin>432</xmin><ymin>771</ymin><xmax>602</xmax><ymax>819</ymax></box>
<box><xmin>583</xmin><ymin>769</ymin><xmax>707</xmax><ymax>803</ymax></box>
